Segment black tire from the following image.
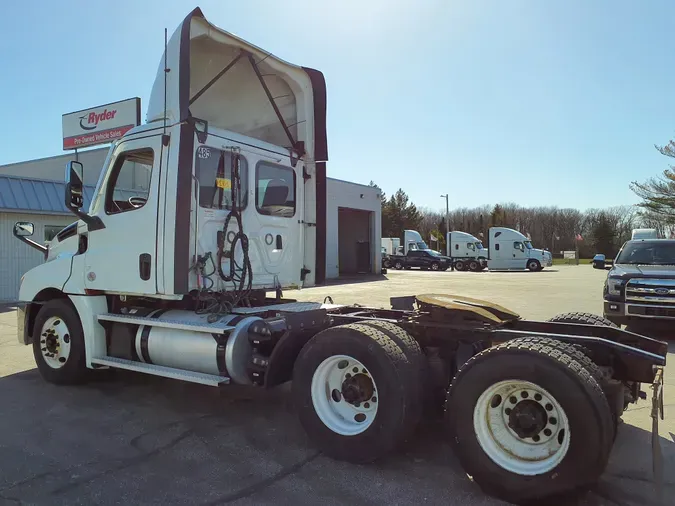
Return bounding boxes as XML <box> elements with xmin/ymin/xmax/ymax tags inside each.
<box><xmin>383</xmin><ymin>259</ymin><xmax>391</xmax><ymax>269</ymax></box>
<box><xmin>527</xmin><ymin>259</ymin><xmax>541</xmax><ymax>271</ymax></box>
<box><xmin>455</xmin><ymin>260</ymin><xmax>465</xmax><ymax>271</ymax></box>
<box><xmin>430</xmin><ymin>262</ymin><xmax>440</xmax><ymax>271</ymax></box>
<box><xmin>357</xmin><ymin>320</ymin><xmax>432</xmax><ymax>421</ymax></box>
<box><xmin>547</xmin><ymin>312</ymin><xmax>619</xmax><ymax>435</ymax></box>
<box><xmin>293</xmin><ymin>323</ymin><xmax>418</xmax><ymax>463</ymax></box>
<box><xmin>548</xmin><ymin>312</ymin><xmax>618</xmax><ymax>328</ymax></box>
<box><xmin>32</xmin><ymin>299</ymin><xmax>88</xmax><ymax>385</ymax></box>
<box><xmin>468</xmin><ymin>260</ymin><xmax>480</xmax><ymax>272</ymax></box>
<box><xmin>394</xmin><ymin>261</ymin><xmax>403</xmax><ymax>270</ymax></box>
<box><xmin>446</xmin><ymin>338</ymin><xmax>613</xmax><ymax>504</ymax></box>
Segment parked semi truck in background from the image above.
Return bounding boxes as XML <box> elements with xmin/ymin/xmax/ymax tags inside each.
<box><xmin>487</xmin><ymin>227</ymin><xmax>553</xmax><ymax>271</ymax></box>
<box><xmin>446</xmin><ymin>231</ymin><xmax>487</xmax><ymax>271</ymax></box>
<box><xmin>9</xmin><ymin>8</ymin><xmax>666</xmax><ymax>505</ymax></box>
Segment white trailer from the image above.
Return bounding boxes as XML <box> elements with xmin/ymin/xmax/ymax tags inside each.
<box><xmin>381</xmin><ymin>237</ymin><xmax>400</xmax><ymax>255</ymax></box>
<box><xmin>487</xmin><ymin>227</ymin><xmax>553</xmax><ymax>271</ymax></box>
<box><xmin>10</xmin><ymin>8</ymin><xmax>665</xmax><ymax>505</ymax></box>
<box><xmin>631</xmin><ymin>228</ymin><xmax>659</xmax><ymax>240</ymax></box>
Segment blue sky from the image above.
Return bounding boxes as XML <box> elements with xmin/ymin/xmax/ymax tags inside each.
<box><xmin>0</xmin><ymin>0</ymin><xmax>673</xmax><ymax>213</ymax></box>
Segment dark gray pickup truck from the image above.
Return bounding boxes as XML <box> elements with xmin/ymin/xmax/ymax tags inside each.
<box><xmin>603</xmin><ymin>239</ymin><xmax>675</xmax><ymax>327</ymax></box>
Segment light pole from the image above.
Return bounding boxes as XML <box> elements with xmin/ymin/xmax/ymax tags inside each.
<box><xmin>440</xmin><ymin>194</ymin><xmax>452</xmax><ymax>270</ymax></box>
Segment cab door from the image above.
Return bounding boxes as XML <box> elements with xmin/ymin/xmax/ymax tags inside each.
<box><xmin>83</xmin><ymin>135</ymin><xmax>165</xmax><ymax>294</ymax></box>
<box><xmin>249</xmin><ymin>157</ymin><xmax>304</xmax><ymax>288</ymax></box>
<box><xmin>511</xmin><ymin>241</ymin><xmax>527</xmax><ymax>268</ymax></box>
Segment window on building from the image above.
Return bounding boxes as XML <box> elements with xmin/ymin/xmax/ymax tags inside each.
<box><xmin>256</xmin><ymin>162</ymin><xmax>296</xmax><ymax>217</ymax></box>
<box><xmin>195</xmin><ymin>147</ymin><xmax>248</xmax><ymax>210</ymax></box>
<box><xmin>44</xmin><ymin>225</ymin><xmax>64</xmax><ymax>243</ymax></box>
<box><xmin>105</xmin><ymin>148</ymin><xmax>154</xmax><ymax>214</ymax></box>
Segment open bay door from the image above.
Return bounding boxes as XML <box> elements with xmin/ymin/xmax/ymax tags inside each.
<box><xmin>145</xmin><ymin>8</ymin><xmax>328</xmax><ymax>293</ymax></box>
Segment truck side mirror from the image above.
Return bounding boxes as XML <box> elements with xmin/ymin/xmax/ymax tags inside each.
<box><xmin>65</xmin><ymin>161</ymin><xmax>84</xmax><ymax>210</ymax></box>
<box><xmin>13</xmin><ymin>221</ymin><xmax>34</xmax><ymax>237</ymax></box>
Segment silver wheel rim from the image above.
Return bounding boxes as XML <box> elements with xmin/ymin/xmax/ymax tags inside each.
<box><xmin>39</xmin><ymin>316</ymin><xmax>72</xmax><ymax>369</ymax></box>
<box><xmin>432</xmin><ymin>263</ymin><xmax>439</xmax><ymax>270</ymax></box>
<box><xmin>529</xmin><ymin>261</ymin><xmax>538</xmax><ymax>270</ymax></box>
<box><xmin>310</xmin><ymin>354</ymin><xmax>378</xmax><ymax>436</ymax></box>
<box><xmin>456</xmin><ymin>262</ymin><xmax>464</xmax><ymax>270</ymax></box>
<box><xmin>473</xmin><ymin>380</ymin><xmax>570</xmax><ymax>475</ymax></box>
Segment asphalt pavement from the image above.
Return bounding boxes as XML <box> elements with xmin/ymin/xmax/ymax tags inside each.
<box><xmin>0</xmin><ymin>266</ymin><xmax>672</xmax><ymax>505</ymax></box>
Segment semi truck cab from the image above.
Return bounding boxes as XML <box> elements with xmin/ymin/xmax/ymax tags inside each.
<box><xmin>487</xmin><ymin>227</ymin><xmax>552</xmax><ymax>271</ymax></box>
<box><xmin>16</xmin><ymin>8</ymin><xmax>327</xmax><ymax>305</ymax></box>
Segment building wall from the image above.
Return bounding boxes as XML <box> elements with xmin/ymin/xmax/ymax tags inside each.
<box><xmin>0</xmin><ymin>148</ymin><xmax>108</xmax><ymax>186</ymax></box>
<box><xmin>0</xmin><ymin>213</ymin><xmax>74</xmax><ymax>301</ymax></box>
<box><xmin>326</xmin><ymin>178</ymin><xmax>381</xmax><ymax>279</ymax></box>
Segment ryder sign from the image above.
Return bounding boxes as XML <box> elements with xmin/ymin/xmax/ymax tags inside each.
<box><xmin>62</xmin><ymin>98</ymin><xmax>141</xmax><ymax>149</ymax></box>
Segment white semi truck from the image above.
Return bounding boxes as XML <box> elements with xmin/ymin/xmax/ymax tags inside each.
<box><xmin>11</xmin><ymin>8</ymin><xmax>665</xmax><ymax>505</ymax></box>
<box><xmin>486</xmin><ymin>227</ymin><xmax>553</xmax><ymax>271</ymax></box>
<box><xmin>446</xmin><ymin>231</ymin><xmax>488</xmax><ymax>271</ymax></box>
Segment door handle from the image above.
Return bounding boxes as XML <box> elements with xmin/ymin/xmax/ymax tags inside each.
<box><xmin>139</xmin><ymin>253</ymin><xmax>151</xmax><ymax>280</ymax></box>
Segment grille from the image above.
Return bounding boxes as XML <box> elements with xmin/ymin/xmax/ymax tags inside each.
<box><xmin>625</xmin><ymin>278</ymin><xmax>675</xmax><ymax>306</ymax></box>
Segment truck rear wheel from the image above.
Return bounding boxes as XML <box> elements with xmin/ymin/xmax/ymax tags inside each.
<box><xmin>293</xmin><ymin>323</ymin><xmax>419</xmax><ymax>463</ymax></box>
<box><xmin>394</xmin><ymin>260</ymin><xmax>403</xmax><ymax>270</ymax></box>
<box><xmin>446</xmin><ymin>338</ymin><xmax>613</xmax><ymax>504</ymax></box>
<box><xmin>455</xmin><ymin>260</ymin><xmax>465</xmax><ymax>271</ymax></box>
<box><xmin>357</xmin><ymin>320</ymin><xmax>429</xmax><ymax>423</ymax></box>
<box><xmin>548</xmin><ymin>312</ymin><xmax>618</xmax><ymax>328</ymax></box>
<box><xmin>32</xmin><ymin>299</ymin><xmax>88</xmax><ymax>385</ymax></box>
<box><xmin>468</xmin><ymin>260</ymin><xmax>480</xmax><ymax>271</ymax></box>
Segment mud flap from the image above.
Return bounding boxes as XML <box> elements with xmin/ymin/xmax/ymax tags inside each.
<box><xmin>651</xmin><ymin>367</ymin><xmax>664</xmax><ymax>503</ymax></box>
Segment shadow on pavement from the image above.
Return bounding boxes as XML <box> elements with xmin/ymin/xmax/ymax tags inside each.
<box><xmin>0</xmin><ymin>367</ymin><xmax>671</xmax><ymax>506</ymax></box>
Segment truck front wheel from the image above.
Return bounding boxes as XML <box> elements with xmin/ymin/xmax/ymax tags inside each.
<box><xmin>446</xmin><ymin>338</ymin><xmax>612</xmax><ymax>504</ymax></box>
<box><xmin>394</xmin><ymin>260</ymin><xmax>403</xmax><ymax>270</ymax></box>
<box><xmin>527</xmin><ymin>259</ymin><xmax>541</xmax><ymax>271</ymax></box>
<box><xmin>32</xmin><ymin>299</ymin><xmax>88</xmax><ymax>385</ymax></box>
<box><xmin>293</xmin><ymin>323</ymin><xmax>419</xmax><ymax>463</ymax></box>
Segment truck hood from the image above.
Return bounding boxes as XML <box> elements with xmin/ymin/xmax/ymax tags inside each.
<box><xmin>146</xmin><ymin>7</ymin><xmax>327</xmax><ymax>162</ymax></box>
<box><xmin>609</xmin><ymin>263</ymin><xmax>675</xmax><ymax>279</ymax></box>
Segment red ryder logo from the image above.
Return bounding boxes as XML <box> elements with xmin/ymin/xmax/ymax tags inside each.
<box><xmin>79</xmin><ymin>109</ymin><xmax>118</xmax><ymax>131</ymax></box>
<box><xmin>62</xmin><ymin>98</ymin><xmax>141</xmax><ymax>150</ymax></box>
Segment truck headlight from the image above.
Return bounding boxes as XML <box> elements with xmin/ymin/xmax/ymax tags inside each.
<box><xmin>607</xmin><ymin>278</ymin><xmax>625</xmax><ymax>296</ymax></box>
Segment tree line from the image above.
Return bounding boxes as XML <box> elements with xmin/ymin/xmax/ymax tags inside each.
<box><xmin>371</xmin><ymin>135</ymin><xmax>675</xmax><ymax>258</ymax></box>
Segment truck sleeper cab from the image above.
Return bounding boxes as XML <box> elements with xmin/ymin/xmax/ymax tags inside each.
<box><xmin>487</xmin><ymin>227</ymin><xmax>552</xmax><ymax>271</ymax></box>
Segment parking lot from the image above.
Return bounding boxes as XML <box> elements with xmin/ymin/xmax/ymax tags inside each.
<box><xmin>0</xmin><ymin>265</ymin><xmax>672</xmax><ymax>505</ymax></box>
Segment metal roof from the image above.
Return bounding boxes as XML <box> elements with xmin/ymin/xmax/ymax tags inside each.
<box><xmin>0</xmin><ymin>175</ymin><xmax>96</xmax><ymax>215</ymax></box>
<box><xmin>0</xmin><ymin>175</ymin><xmax>94</xmax><ymax>214</ymax></box>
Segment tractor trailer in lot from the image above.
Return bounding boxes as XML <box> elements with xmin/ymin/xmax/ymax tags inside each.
<box><xmin>11</xmin><ymin>8</ymin><xmax>665</xmax><ymax>505</ymax></box>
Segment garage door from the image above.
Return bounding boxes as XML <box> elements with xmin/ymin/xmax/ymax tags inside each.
<box><xmin>338</xmin><ymin>208</ymin><xmax>371</xmax><ymax>275</ymax></box>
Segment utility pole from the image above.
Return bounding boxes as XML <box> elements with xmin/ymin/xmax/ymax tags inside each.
<box><xmin>441</xmin><ymin>194</ymin><xmax>452</xmax><ymax>270</ymax></box>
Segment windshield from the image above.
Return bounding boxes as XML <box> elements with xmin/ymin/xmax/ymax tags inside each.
<box><xmin>416</xmin><ymin>241</ymin><xmax>428</xmax><ymax>250</ymax></box>
<box><xmin>427</xmin><ymin>249</ymin><xmax>441</xmax><ymax>257</ymax></box>
<box><xmin>524</xmin><ymin>241</ymin><xmax>533</xmax><ymax>249</ymax></box>
<box><xmin>475</xmin><ymin>242</ymin><xmax>484</xmax><ymax>250</ymax></box>
<box><xmin>616</xmin><ymin>241</ymin><xmax>675</xmax><ymax>265</ymax></box>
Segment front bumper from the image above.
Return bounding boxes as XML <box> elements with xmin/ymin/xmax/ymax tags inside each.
<box><xmin>16</xmin><ymin>303</ymin><xmax>28</xmax><ymax>345</ymax></box>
